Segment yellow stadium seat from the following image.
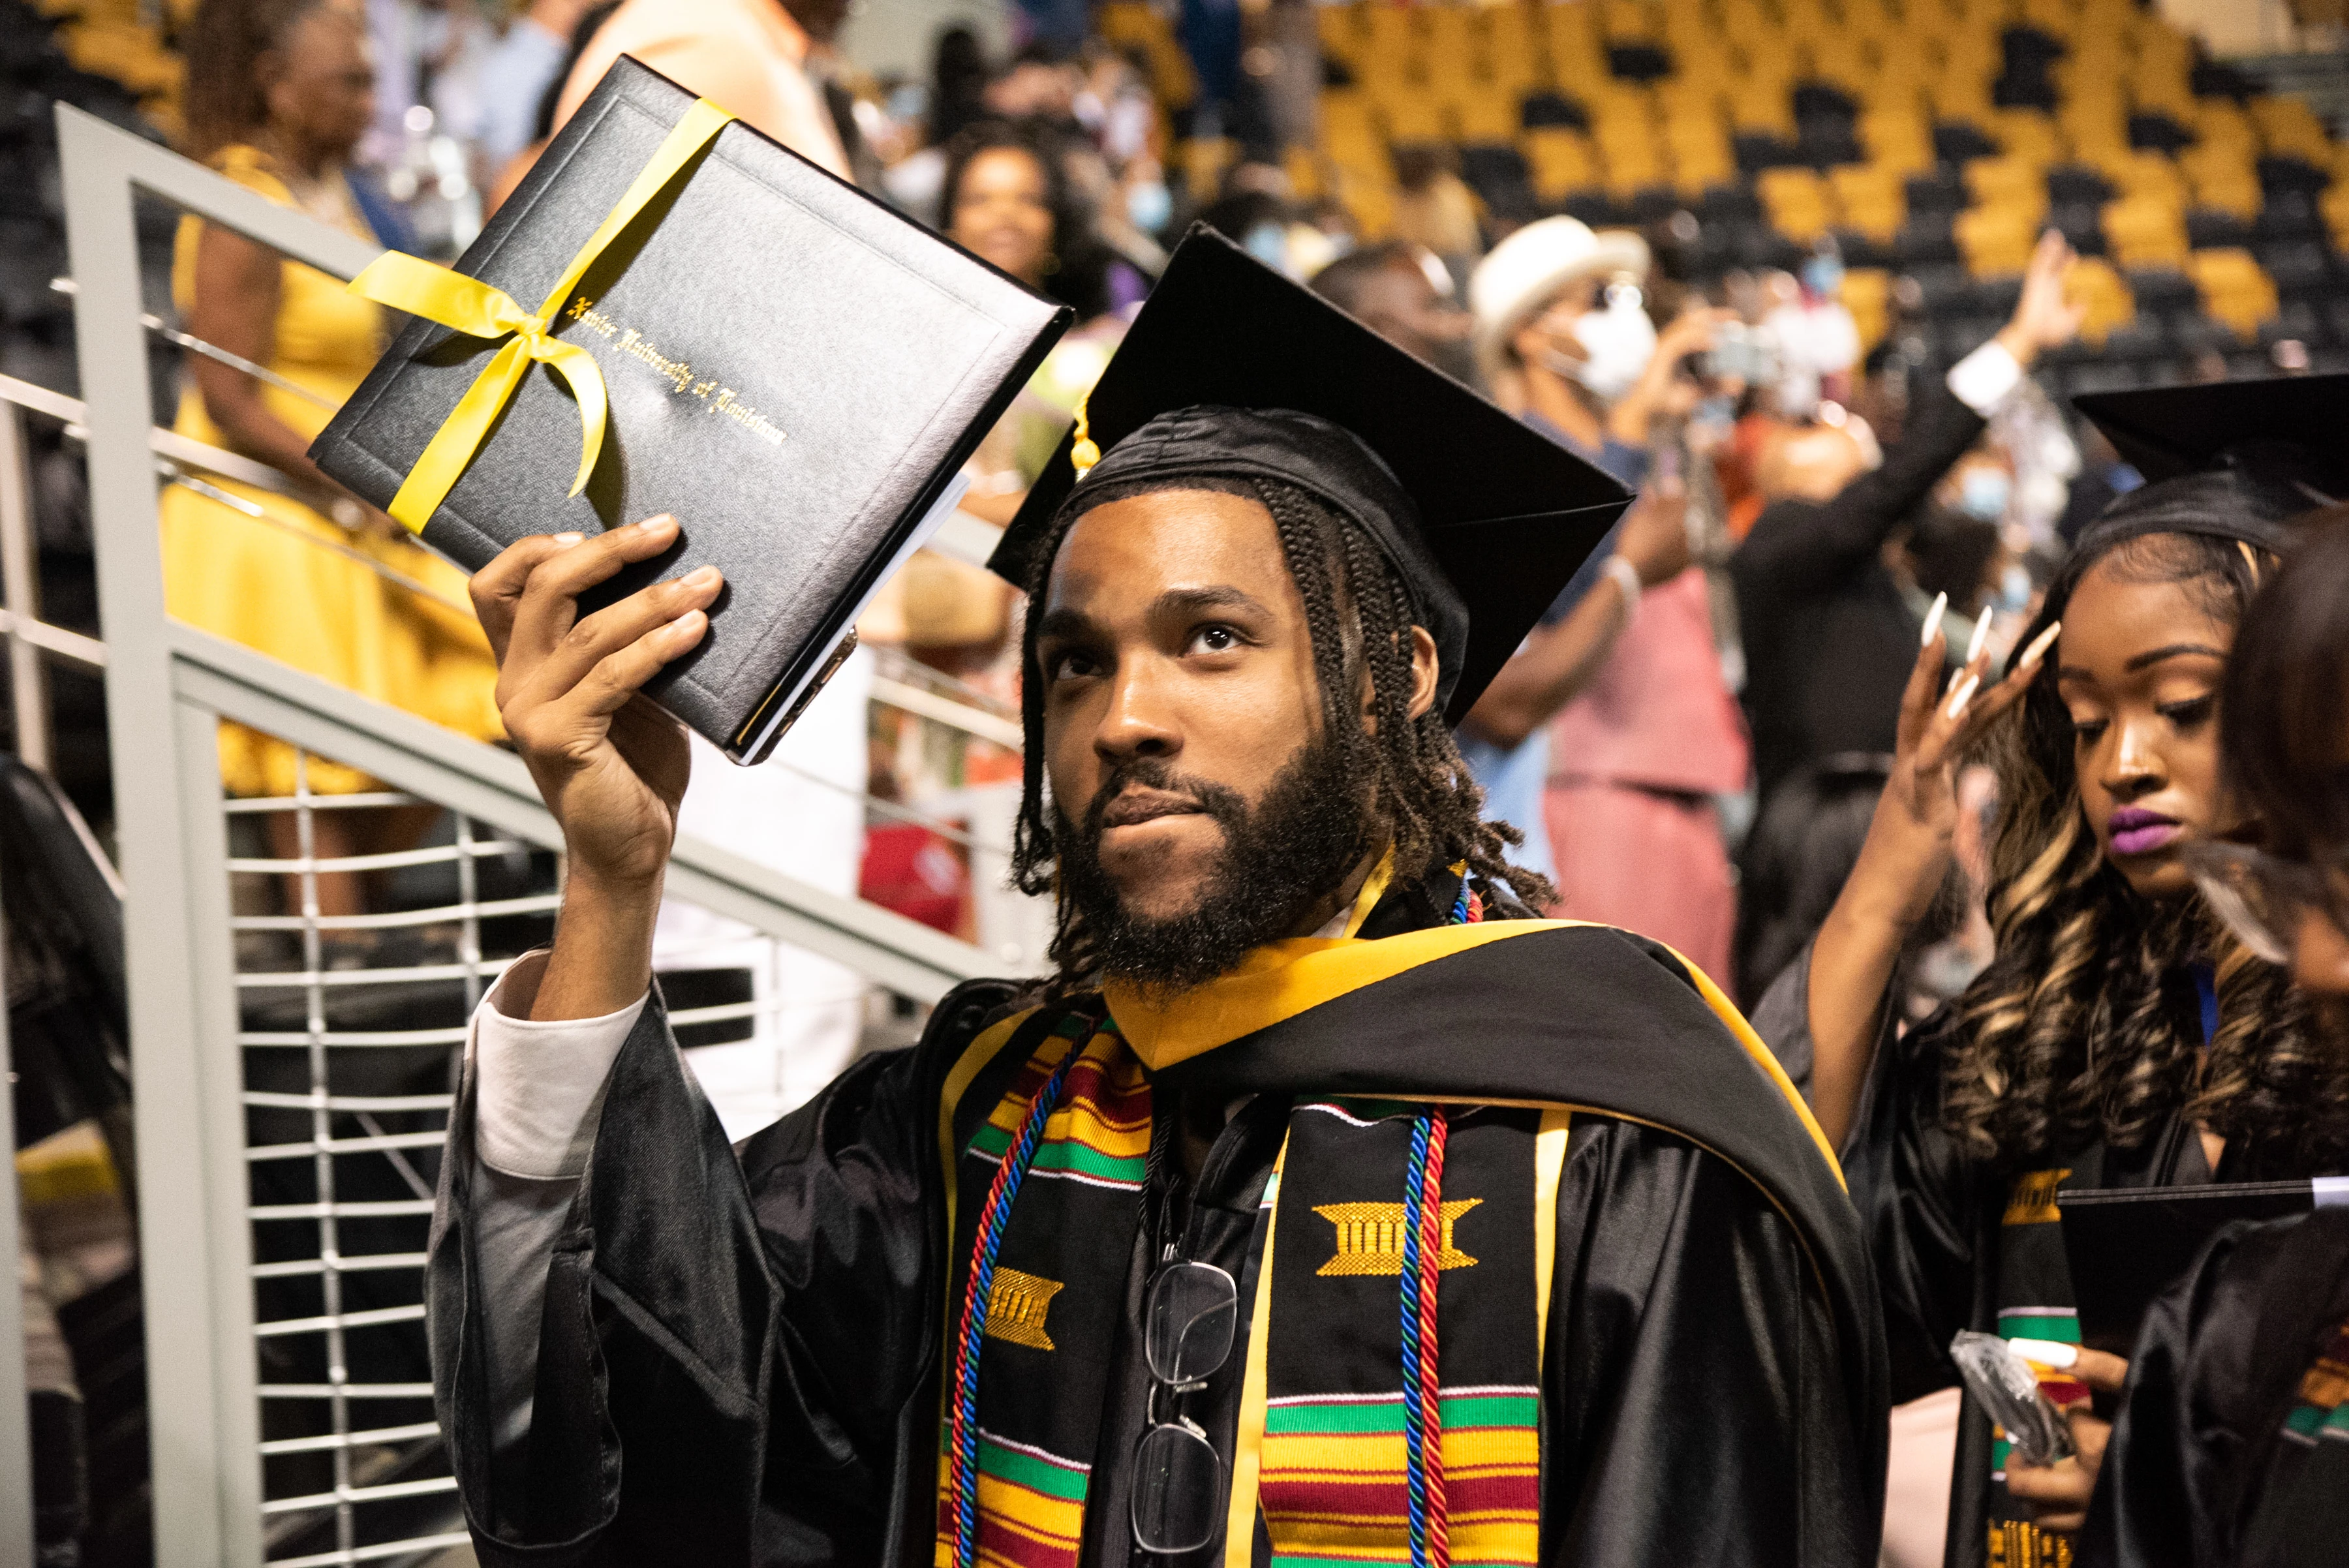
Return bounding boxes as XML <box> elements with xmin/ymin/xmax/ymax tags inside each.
<box><xmin>2061</xmin><ymin>256</ymin><xmax>2136</xmax><ymax>346</ymax></box>
<box><xmin>1956</xmin><ymin>204</ymin><xmax>2040</xmax><ymax>276</ymax></box>
<box><xmin>2103</xmin><ymin>192</ymin><xmax>2190</xmax><ymax>268</ymax></box>
<box><xmin>1839</xmin><ymin>267</ymin><xmax>1895</xmax><ymax>354</ymax></box>
<box><xmin>2186</xmin><ymin>248</ymin><xmax>2279</xmax><ymax>341</ymax></box>
<box><xmin>1524</xmin><ymin>128</ymin><xmax>1600</xmax><ymax>202</ymax></box>
<box><xmin>1454</xmin><ymin>91</ymin><xmax>1520</xmax><ymax>144</ymax></box>
<box><xmin>1963</xmin><ymin>157</ymin><xmax>2050</xmax><ymax>224</ymax></box>
<box><xmin>2252</xmin><ymin>95</ymin><xmax>2333</xmax><ymax>162</ymax></box>
<box><xmin>1757</xmin><ymin>167</ymin><xmax>1833</xmax><ymax>243</ymax></box>
<box><xmin>1321</xmin><ymin>88</ymin><xmax>1377</xmax><ymax>142</ymax></box>
<box><xmin>1833</xmin><ymin>166</ymin><xmax>1911</xmax><ymax>241</ymax></box>
<box><xmin>1381</xmin><ymin>95</ymin><xmax>1448</xmax><ymax>144</ymax></box>
<box><xmin>1990</xmin><ymin>110</ymin><xmax>2062</xmax><ymax>166</ymax></box>
<box><xmin>1316</xmin><ymin>5</ymin><xmax>1367</xmax><ymax>67</ymax></box>
<box><xmin>2096</xmin><ymin>150</ymin><xmax>2189</xmax><ymax>208</ymax></box>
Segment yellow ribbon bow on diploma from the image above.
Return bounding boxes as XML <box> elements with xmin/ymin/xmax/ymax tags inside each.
<box><xmin>348</xmin><ymin>98</ymin><xmax>737</xmax><ymax>532</ymax></box>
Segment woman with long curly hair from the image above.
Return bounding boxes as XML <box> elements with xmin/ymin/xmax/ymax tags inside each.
<box><xmin>2081</xmin><ymin>502</ymin><xmax>2349</xmax><ymax>1568</ymax></box>
<box><xmin>1753</xmin><ymin>455</ymin><xmax>2346</xmax><ymax>1568</ymax></box>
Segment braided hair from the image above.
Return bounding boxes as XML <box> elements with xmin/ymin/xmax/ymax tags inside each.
<box><xmin>1009</xmin><ymin>477</ymin><xmax>1554</xmax><ymax>990</ymax></box>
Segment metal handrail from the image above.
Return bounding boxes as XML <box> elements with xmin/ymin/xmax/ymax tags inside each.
<box><xmin>54</xmin><ymin>100</ymin><xmax>1017</xmax><ymax>1568</ymax></box>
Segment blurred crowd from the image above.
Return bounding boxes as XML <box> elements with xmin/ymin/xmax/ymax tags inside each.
<box><xmin>155</xmin><ymin>0</ymin><xmax>2346</xmax><ymax>1041</ymax></box>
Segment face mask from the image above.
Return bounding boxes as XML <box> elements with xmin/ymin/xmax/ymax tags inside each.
<box><xmin>1802</xmin><ymin>256</ymin><xmax>1844</xmax><ymax>297</ymax></box>
<box><xmin>1959</xmin><ymin>468</ymin><xmax>2010</xmax><ymax>522</ymax></box>
<box><xmin>1126</xmin><ymin>179</ymin><xmax>1171</xmax><ymax>235</ymax></box>
<box><xmin>1999</xmin><ymin>562</ymin><xmax>2033</xmax><ymax>615</ymax></box>
<box><xmin>1565</xmin><ymin>286</ymin><xmax>1657</xmax><ymax>404</ymax></box>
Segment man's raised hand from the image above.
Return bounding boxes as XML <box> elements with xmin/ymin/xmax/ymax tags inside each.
<box><xmin>469</xmin><ymin>515</ymin><xmax>721</xmax><ymax>896</ymax></box>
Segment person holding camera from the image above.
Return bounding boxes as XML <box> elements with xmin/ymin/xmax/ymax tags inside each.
<box><xmin>1458</xmin><ymin>218</ymin><xmax>1748</xmax><ymax>974</ymax></box>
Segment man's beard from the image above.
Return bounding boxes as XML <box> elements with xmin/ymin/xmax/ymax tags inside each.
<box><xmin>1054</xmin><ymin>732</ymin><xmax>1370</xmax><ymax>991</ymax></box>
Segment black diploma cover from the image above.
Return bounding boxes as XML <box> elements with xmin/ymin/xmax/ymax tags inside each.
<box><xmin>311</xmin><ymin>56</ymin><xmax>1071</xmax><ymax>761</ymax></box>
<box><xmin>2059</xmin><ymin>1180</ymin><xmax>2342</xmax><ymax>1355</ymax></box>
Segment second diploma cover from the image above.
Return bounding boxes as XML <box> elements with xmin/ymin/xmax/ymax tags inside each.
<box><xmin>311</xmin><ymin>57</ymin><xmax>1071</xmax><ymax>761</ymax></box>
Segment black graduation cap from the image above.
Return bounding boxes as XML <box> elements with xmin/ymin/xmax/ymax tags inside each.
<box><xmin>987</xmin><ymin>224</ymin><xmax>1631</xmax><ymax>725</ymax></box>
<box><xmin>2073</xmin><ymin>373</ymin><xmax>2349</xmax><ymax>504</ymax></box>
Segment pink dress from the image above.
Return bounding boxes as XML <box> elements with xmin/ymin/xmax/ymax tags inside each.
<box><xmin>1543</xmin><ymin>569</ymin><xmax>1751</xmax><ymax>985</ymax></box>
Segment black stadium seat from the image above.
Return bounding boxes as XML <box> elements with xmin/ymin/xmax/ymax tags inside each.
<box><xmin>2261</xmin><ymin>241</ymin><xmax>2333</xmax><ymax>297</ymax></box>
<box><xmin>1905</xmin><ymin>168</ymin><xmax>1967</xmax><ymax>215</ymax></box>
<box><xmin>2186</xmin><ymin>209</ymin><xmax>2254</xmax><ymax>249</ymax></box>
<box><xmin>2125</xmin><ymin>267</ymin><xmax>2199</xmax><ymax>313</ymax></box>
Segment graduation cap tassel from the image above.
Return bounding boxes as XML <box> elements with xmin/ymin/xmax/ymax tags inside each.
<box><xmin>1069</xmin><ymin>393</ymin><xmax>1101</xmax><ymax>477</ymax></box>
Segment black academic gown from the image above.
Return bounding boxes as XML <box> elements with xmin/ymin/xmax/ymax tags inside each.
<box><xmin>2083</xmin><ymin>1209</ymin><xmax>2349</xmax><ymax>1568</ymax></box>
<box><xmin>1815</xmin><ymin>948</ymin><xmax>2331</xmax><ymax>1568</ymax></box>
<box><xmin>429</xmin><ymin>871</ymin><xmax>1887</xmax><ymax>1567</ymax></box>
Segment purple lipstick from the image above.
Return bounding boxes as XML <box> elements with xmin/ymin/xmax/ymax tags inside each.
<box><xmin>2108</xmin><ymin>806</ymin><xmax>2182</xmax><ymax>856</ymax></box>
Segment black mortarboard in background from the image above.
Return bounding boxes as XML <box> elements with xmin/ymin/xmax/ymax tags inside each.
<box><xmin>2072</xmin><ymin>373</ymin><xmax>2349</xmax><ymax>557</ymax></box>
<box><xmin>988</xmin><ymin>225</ymin><xmax>1631</xmax><ymax>724</ymax></box>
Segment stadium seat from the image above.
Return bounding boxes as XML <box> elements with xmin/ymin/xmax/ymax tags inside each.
<box><xmin>2260</xmin><ymin>299</ymin><xmax>2324</xmax><ymax>346</ymax></box>
<box><xmin>2260</xmin><ymin>239</ymin><xmax>2334</xmax><ymax>297</ymax></box>
<box><xmin>2187</xmin><ymin>209</ymin><xmax>2256</xmax><ymax>249</ymax></box>
<box><xmin>2186</xmin><ymin>247</ymin><xmax>2280</xmax><ymax>339</ymax></box>
<box><xmin>2256</xmin><ymin>192</ymin><xmax>2323</xmax><ymax>243</ymax></box>
<box><xmin>2104</xmin><ymin>194</ymin><xmax>2190</xmax><ymax>268</ymax></box>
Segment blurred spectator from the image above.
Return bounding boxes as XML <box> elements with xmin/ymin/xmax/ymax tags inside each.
<box><xmin>547</xmin><ymin>0</ymin><xmax>850</xmax><ymax>179</ymax></box>
<box><xmin>473</xmin><ymin>0</ymin><xmax>589</xmax><ymax>169</ymax></box>
<box><xmin>170</xmin><ymin>0</ymin><xmax>502</xmax><ymax>929</ymax></box>
<box><xmin>1388</xmin><ymin>144</ymin><xmax>1481</xmax><ymax>275</ymax></box>
<box><xmin>930</xmin><ymin>24</ymin><xmax>991</xmax><ymax>146</ymax></box>
<box><xmin>938</xmin><ymin>119</ymin><xmax>1119</xmax><ymax>491</ymax></box>
<box><xmin>1473</xmin><ymin>228</ymin><xmax>1749</xmax><ymax>976</ymax></box>
<box><xmin>1309</xmin><ymin>240</ymin><xmax>1474</xmax><ymax>384</ymax></box>
<box><xmin>1454</xmin><ymin>217</ymin><xmax>1728</xmax><ymax>882</ymax></box>
<box><xmin>1760</xmin><ymin>251</ymin><xmax>1861</xmax><ymax>418</ymax></box>
<box><xmin>1730</xmin><ymin>232</ymin><xmax>2084</xmax><ymax>808</ymax></box>
<box><xmin>985</xmin><ymin>42</ymin><xmax>1083</xmax><ymax>129</ymax></box>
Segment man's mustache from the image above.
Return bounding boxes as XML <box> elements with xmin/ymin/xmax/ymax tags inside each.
<box><xmin>1077</xmin><ymin>760</ymin><xmax>1249</xmax><ymax>841</ymax></box>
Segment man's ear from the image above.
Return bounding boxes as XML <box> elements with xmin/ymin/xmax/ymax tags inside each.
<box><xmin>1404</xmin><ymin>626</ymin><xmax>1439</xmax><ymax>720</ymax></box>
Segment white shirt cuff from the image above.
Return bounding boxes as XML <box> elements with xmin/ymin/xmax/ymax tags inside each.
<box><xmin>470</xmin><ymin>951</ymin><xmax>649</xmax><ymax>1182</ymax></box>
<box><xmin>1945</xmin><ymin>339</ymin><xmax>2024</xmax><ymax>416</ymax></box>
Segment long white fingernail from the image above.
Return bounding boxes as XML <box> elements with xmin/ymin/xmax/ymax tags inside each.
<box><xmin>2006</xmin><ymin>1338</ymin><xmax>2078</xmax><ymax>1369</ymax></box>
<box><xmin>1921</xmin><ymin>591</ymin><xmax>1948</xmax><ymax>649</ymax></box>
<box><xmin>1946</xmin><ymin>671</ymin><xmax>1981</xmax><ymax>720</ymax></box>
<box><xmin>1963</xmin><ymin>604</ymin><xmax>1993</xmax><ymax>667</ymax></box>
<box><xmin>2018</xmin><ymin>621</ymin><xmax>2061</xmax><ymax>671</ymax></box>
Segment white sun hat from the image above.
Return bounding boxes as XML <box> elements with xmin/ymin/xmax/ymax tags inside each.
<box><xmin>1467</xmin><ymin>217</ymin><xmax>1653</xmax><ymax>381</ymax></box>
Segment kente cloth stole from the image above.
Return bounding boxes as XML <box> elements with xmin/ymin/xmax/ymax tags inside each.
<box><xmin>937</xmin><ymin>1011</ymin><xmax>1150</xmax><ymax>1568</ymax></box>
<box><xmin>935</xmin><ymin>1011</ymin><xmax>1554</xmax><ymax>1568</ymax></box>
<box><xmin>2240</xmin><ymin>1313</ymin><xmax>2349</xmax><ymax>1563</ymax></box>
<box><xmin>1252</xmin><ymin>1099</ymin><xmax>1543</xmax><ymax>1567</ymax></box>
<box><xmin>2281</xmin><ymin>1315</ymin><xmax>2349</xmax><ymax>1446</ymax></box>
<box><xmin>1985</xmin><ymin>1167</ymin><xmax>2090</xmax><ymax>1568</ymax></box>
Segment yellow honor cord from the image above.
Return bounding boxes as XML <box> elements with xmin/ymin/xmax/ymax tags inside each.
<box><xmin>347</xmin><ymin>98</ymin><xmax>737</xmax><ymax>532</ymax></box>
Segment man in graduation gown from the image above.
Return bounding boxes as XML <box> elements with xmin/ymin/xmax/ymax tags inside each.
<box><xmin>429</xmin><ymin>228</ymin><xmax>1887</xmax><ymax>1568</ymax></box>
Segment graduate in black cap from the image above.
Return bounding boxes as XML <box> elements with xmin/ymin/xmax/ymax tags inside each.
<box><xmin>1747</xmin><ymin>375</ymin><xmax>2349</xmax><ymax>1568</ymax></box>
<box><xmin>425</xmin><ymin>227</ymin><xmax>1884</xmax><ymax>1568</ymax></box>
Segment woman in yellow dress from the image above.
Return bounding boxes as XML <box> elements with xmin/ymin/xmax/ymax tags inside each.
<box><xmin>168</xmin><ymin>0</ymin><xmax>501</xmax><ymax>919</ymax></box>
